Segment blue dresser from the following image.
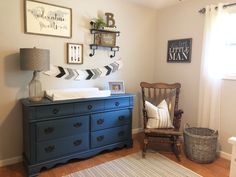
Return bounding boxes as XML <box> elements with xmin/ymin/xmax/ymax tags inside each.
<box><xmin>21</xmin><ymin>94</ymin><xmax>134</xmax><ymax>177</ymax></box>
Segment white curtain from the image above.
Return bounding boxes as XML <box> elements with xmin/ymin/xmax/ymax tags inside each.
<box><xmin>198</xmin><ymin>4</ymin><xmax>229</xmax><ymax>130</ymax></box>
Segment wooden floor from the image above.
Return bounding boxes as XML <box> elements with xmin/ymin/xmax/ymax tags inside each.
<box><xmin>0</xmin><ymin>133</ymin><xmax>230</xmax><ymax>177</ymax></box>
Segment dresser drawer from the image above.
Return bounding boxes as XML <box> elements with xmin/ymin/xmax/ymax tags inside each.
<box><xmin>91</xmin><ymin>110</ymin><xmax>130</xmax><ymax>131</ymax></box>
<box><xmin>36</xmin><ymin>115</ymin><xmax>89</xmax><ymax>142</ymax></box>
<box><xmin>75</xmin><ymin>100</ymin><xmax>104</xmax><ymax>114</ymax></box>
<box><xmin>35</xmin><ymin>104</ymin><xmax>74</xmax><ymax>119</ymax></box>
<box><xmin>105</xmin><ymin>98</ymin><xmax>129</xmax><ymax>109</ymax></box>
<box><xmin>91</xmin><ymin>125</ymin><xmax>129</xmax><ymax>148</ymax></box>
<box><xmin>37</xmin><ymin>133</ymin><xmax>89</xmax><ymax>162</ymax></box>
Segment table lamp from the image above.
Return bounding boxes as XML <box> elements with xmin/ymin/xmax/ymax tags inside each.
<box><xmin>20</xmin><ymin>48</ymin><xmax>50</xmax><ymax>102</ymax></box>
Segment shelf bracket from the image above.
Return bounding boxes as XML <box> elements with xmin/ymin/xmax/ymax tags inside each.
<box><xmin>89</xmin><ymin>49</ymin><xmax>96</xmax><ymax>57</ymax></box>
<box><xmin>89</xmin><ymin>45</ymin><xmax>98</xmax><ymax>57</ymax></box>
<box><xmin>110</xmin><ymin>51</ymin><xmax>116</xmax><ymax>58</ymax></box>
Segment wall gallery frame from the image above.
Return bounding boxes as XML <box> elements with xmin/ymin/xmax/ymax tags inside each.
<box><xmin>167</xmin><ymin>38</ymin><xmax>192</xmax><ymax>63</ymax></box>
<box><xmin>24</xmin><ymin>0</ymin><xmax>72</xmax><ymax>38</ymax></box>
<box><xmin>108</xmin><ymin>81</ymin><xmax>125</xmax><ymax>94</ymax></box>
<box><xmin>67</xmin><ymin>43</ymin><xmax>83</xmax><ymax>64</ymax></box>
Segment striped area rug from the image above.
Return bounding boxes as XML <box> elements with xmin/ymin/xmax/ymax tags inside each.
<box><xmin>63</xmin><ymin>152</ymin><xmax>202</xmax><ymax>177</ymax></box>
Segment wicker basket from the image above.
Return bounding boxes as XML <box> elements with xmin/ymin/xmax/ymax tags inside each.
<box><xmin>183</xmin><ymin>124</ymin><xmax>218</xmax><ymax>163</ymax></box>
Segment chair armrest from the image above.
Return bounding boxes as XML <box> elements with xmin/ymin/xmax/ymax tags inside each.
<box><xmin>142</xmin><ymin>108</ymin><xmax>148</xmax><ymax>129</ymax></box>
<box><xmin>143</xmin><ymin>108</ymin><xmax>148</xmax><ymax>116</ymax></box>
<box><xmin>174</xmin><ymin>109</ymin><xmax>184</xmax><ymax>119</ymax></box>
<box><xmin>173</xmin><ymin>109</ymin><xmax>184</xmax><ymax>130</ymax></box>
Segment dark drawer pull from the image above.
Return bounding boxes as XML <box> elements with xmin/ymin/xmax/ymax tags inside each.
<box><xmin>97</xmin><ymin>119</ymin><xmax>104</xmax><ymax>125</ymax></box>
<box><xmin>44</xmin><ymin>145</ymin><xmax>55</xmax><ymax>153</ymax></box>
<box><xmin>115</xmin><ymin>102</ymin><xmax>120</xmax><ymax>106</ymax></box>
<box><xmin>87</xmin><ymin>105</ymin><xmax>93</xmax><ymax>110</ymax></box>
<box><xmin>52</xmin><ymin>108</ymin><xmax>59</xmax><ymax>114</ymax></box>
<box><xmin>44</xmin><ymin>127</ymin><xmax>54</xmax><ymax>134</ymax></box>
<box><xmin>73</xmin><ymin>140</ymin><xmax>82</xmax><ymax>146</ymax></box>
<box><xmin>73</xmin><ymin>122</ymin><xmax>82</xmax><ymax>128</ymax></box>
<box><xmin>118</xmin><ymin>131</ymin><xmax>125</xmax><ymax>137</ymax></box>
<box><xmin>118</xmin><ymin>116</ymin><xmax>125</xmax><ymax>121</ymax></box>
<box><xmin>97</xmin><ymin>135</ymin><xmax>104</xmax><ymax>142</ymax></box>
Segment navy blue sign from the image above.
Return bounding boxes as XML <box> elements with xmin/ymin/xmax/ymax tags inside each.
<box><xmin>167</xmin><ymin>38</ymin><xmax>192</xmax><ymax>63</ymax></box>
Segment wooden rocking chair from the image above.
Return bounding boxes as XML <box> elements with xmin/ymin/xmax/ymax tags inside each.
<box><xmin>140</xmin><ymin>82</ymin><xmax>184</xmax><ymax>161</ymax></box>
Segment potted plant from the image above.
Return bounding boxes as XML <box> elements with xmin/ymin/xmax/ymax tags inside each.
<box><xmin>91</xmin><ymin>17</ymin><xmax>106</xmax><ymax>30</ymax></box>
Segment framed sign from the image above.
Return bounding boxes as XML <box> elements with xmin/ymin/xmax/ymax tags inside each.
<box><xmin>95</xmin><ymin>33</ymin><xmax>116</xmax><ymax>47</ymax></box>
<box><xmin>108</xmin><ymin>81</ymin><xmax>125</xmax><ymax>94</ymax></box>
<box><xmin>167</xmin><ymin>38</ymin><xmax>192</xmax><ymax>63</ymax></box>
<box><xmin>67</xmin><ymin>43</ymin><xmax>83</xmax><ymax>64</ymax></box>
<box><xmin>25</xmin><ymin>0</ymin><xmax>72</xmax><ymax>38</ymax></box>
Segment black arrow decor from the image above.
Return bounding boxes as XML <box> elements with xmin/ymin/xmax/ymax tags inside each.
<box><xmin>86</xmin><ymin>69</ymin><xmax>94</xmax><ymax>80</ymax></box>
<box><xmin>56</xmin><ymin>66</ymin><xmax>66</xmax><ymax>78</ymax></box>
<box><xmin>105</xmin><ymin>66</ymin><xmax>112</xmax><ymax>75</ymax></box>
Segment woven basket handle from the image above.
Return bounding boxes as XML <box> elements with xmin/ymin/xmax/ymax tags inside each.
<box><xmin>213</xmin><ymin>130</ymin><xmax>218</xmax><ymax>136</ymax></box>
<box><xmin>184</xmin><ymin>123</ymin><xmax>190</xmax><ymax>129</ymax></box>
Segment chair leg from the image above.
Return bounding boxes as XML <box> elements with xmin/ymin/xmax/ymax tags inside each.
<box><xmin>171</xmin><ymin>136</ymin><xmax>181</xmax><ymax>161</ymax></box>
<box><xmin>176</xmin><ymin>141</ymin><xmax>181</xmax><ymax>154</ymax></box>
<box><xmin>142</xmin><ymin>136</ymin><xmax>148</xmax><ymax>158</ymax></box>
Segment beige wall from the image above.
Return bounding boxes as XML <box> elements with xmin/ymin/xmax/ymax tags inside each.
<box><xmin>0</xmin><ymin>0</ymin><xmax>157</xmax><ymax>161</ymax></box>
<box><xmin>155</xmin><ymin>0</ymin><xmax>236</xmax><ymax>154</ymax></box>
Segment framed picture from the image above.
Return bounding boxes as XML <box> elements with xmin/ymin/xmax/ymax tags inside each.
<box><xmin>24</xmin><ymin>0</ymin><xmax>72</xmax><ymax>38</ymax></box>
<box><xmin>95</xmin><ymin>33</ymin><xmax>116</xmax><ymax>47</ymax></box>
<box><xmin>108</xmin><ymin>81</ymin><xmax>125</xmax><ymax>94</ymax></box>
<box><xmin>167</xmin><ymin>38</ymin><xmax>192</xmax><ymax>63</ymax></box>
<box><xmin>67</xmin><ymin>43</ymin><xmax>83</xmax><ymax>64</ymax></box>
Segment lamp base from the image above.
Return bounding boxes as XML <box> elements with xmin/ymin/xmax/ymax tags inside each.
<box><xmin>28</xmin><ymin>71</ymin><xmax>44</xmax><ymax>102</ymax></box>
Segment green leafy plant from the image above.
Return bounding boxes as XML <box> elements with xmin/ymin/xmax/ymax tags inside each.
<box><xmin>94</xmin><ymin>17</ymin><xmax>106</xmax><ymax>29</ymax></box>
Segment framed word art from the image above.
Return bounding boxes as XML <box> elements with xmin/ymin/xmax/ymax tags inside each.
<box><xmin>167</xmin><ymin>38</ymin><xmax>192</xmax><ymax>63</ymax></box>
<box><xmin>67</xmin><ymin>43</ymin><xmax>83</xmax><ymax>64</ymax></box>
<box><xmin>24</xmin><ymin>0</ymin><xmax>72</xmax><ymax>38</ymax></box>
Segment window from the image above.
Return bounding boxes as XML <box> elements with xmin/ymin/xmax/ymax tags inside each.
<box><xmin>223</xmin><ymin>13</ymin><xmax>236</xmax><ymax>78</ymax></box>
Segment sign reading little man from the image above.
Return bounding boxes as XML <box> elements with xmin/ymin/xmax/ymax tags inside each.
<box><xmin>167</xmin><ymin>38</ymin><xmax>192</xmax><ymax>63</ymax></box>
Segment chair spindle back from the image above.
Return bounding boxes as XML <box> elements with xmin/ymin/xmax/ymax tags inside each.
<box><xmin>140</xmin><ymin>82</ymin><xmax>181</xmax><ymax>129</ymax></box>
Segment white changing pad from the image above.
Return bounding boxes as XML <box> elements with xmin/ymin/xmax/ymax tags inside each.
<box><xmin>45</xmin><ymin>88</ymin><xmax>111</xmax><ymax>101</ymax></box>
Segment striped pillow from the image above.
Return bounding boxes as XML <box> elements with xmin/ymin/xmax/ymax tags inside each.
<box><xmin>145</xmin><ymin>100</ymin><xmax>173</xmax><ymax>128</ymax></box>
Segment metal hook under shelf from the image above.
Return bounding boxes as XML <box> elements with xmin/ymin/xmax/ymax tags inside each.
<box><xmin>89</xmin><ymin>45</ymin><xmax>98</xmax><ymax>57</ymax></box>
<box><xmin>89</xmin><ymin>49</ymin><xmax>96</xmax><ymax>57</ymax></box>
<box><xmin>110</xmin><ymin>51</ymin><xmax>116</xmax><ymax>58</ymax></box>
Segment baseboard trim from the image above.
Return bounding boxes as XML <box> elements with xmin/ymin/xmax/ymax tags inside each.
<box><xmin>0</xmin><ymin>156</ymin><xmax>22</xmax><ymax>167</ymax></box>
<box><xmin>132</xmin><ymin>128</ymin><xmax>143</xmax><ymax>134</ymax></box>
<box><xmin>220</xmin><ymin>151</ymin><xmax>231</xmax><ymax>160</ymax></box>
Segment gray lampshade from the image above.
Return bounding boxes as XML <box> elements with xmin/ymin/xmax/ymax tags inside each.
<box><xmin>20</xmin><ymin>48</ymin><xmax>50</xmax><ymax>71</ymax></box>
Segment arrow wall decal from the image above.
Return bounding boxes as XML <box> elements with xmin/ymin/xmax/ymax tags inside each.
<box><xmin>56</xmin><ymin>66</ymin><xmax>66</xmax><ymax>78</ymax></box>
<box><xmin>65</xmin><ymin>68</ymin><xmax>75</xmax><ymax>80</ymax></box>
<box><xmin>44</xmin><ymin>60</ymin><xmax>123</xmax><ymax>81</ymax></box>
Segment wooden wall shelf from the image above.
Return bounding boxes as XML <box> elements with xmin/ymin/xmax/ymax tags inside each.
<box><xmin>89</xmin><ymin>22</ymin><xmax>120</xmax><ymax>58</ymax></box>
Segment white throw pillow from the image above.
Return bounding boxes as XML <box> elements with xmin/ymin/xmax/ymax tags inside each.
<box><xmin>145</xmin><ymin>100</ymin><xmax>173</xmax><ymax>129</ymax></box>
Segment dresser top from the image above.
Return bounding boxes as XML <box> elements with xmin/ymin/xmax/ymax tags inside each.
<box><xmin>21</xmin><ymin>93</ymin><xmax>135</xmax><ymax>107</ymax></box>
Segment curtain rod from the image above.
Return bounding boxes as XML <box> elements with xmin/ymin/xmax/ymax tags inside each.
<box><xmin>199</xmin><ymin>3</ymin><xmax>236</xmax><ymax>14</ymax></box>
